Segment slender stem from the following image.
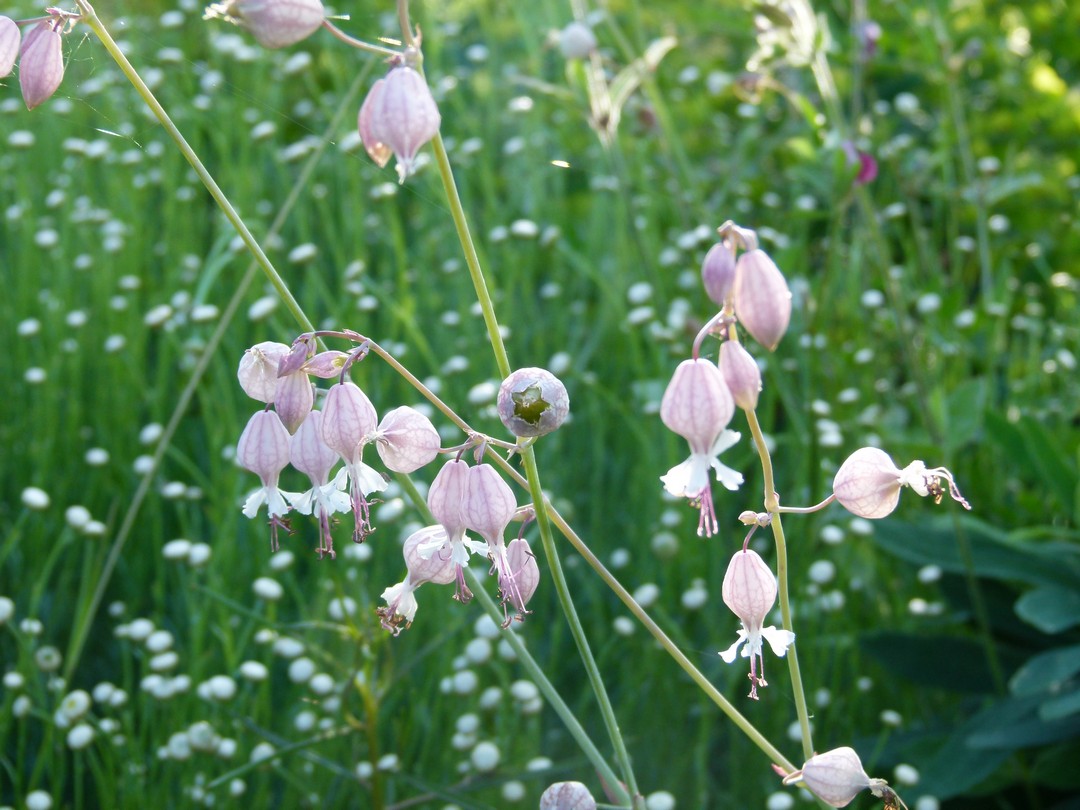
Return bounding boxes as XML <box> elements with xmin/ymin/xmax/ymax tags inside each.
<box><xmin>74</xmin><ymin>0</ymin><xmax>315</xmax><ymax>337</ymax></box>
<box><xmin>777</xmin><ymin>495</ymin><xmax>835</xmax><ymax>515</ymax></box>
<box><xmin>321</xmin><ymin>20</ymin><xmax>402</xmax><ymax>58</ymax></box>
<box><xmin>744</xmin><ymin>408</ymin><xmax>815</xmax><ymax>761</ymax></box>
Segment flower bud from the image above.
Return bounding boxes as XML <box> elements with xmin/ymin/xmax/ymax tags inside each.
<box><xmin>540</xmin><ymin>781</ymin><xmax>596</xmax><ymax>810</ymax></box>
<box><xmin>701</xmin><ymin>240</ymin><xmax>736</xmax><ymax>306</ymax></box>
<box><xmin>19</xmin><ymin>21</ymin><xmax>64</xmax><ymax>110</ymax></box>
<box><xmin>719</xmin><ymin>340</ymin><xmax>761</xmax><ymax>410</ymax></box>
<box><xmin>461</xmin><ymin>464</ymin><xmax>516</xmax><ymax>544</ymax></box>
<box><xmin>208</xmin><ymin>0</ymin><xmax>325</xmax><ymax>49</ymax></box>
<box><xmin>558</xmin><ymin>22</ymin><xmax>597</xmax><ymax>60</ymax></box>
<box><xmin>374</xmin><ymin>406</ymin><xmax>440</xmax><ymax>473</ymax></box>
<box><xmin>506</xmin><ymin>538</ymin><xmax>539</xmax><ymax>607</ymax></box>
<box><xmin>0</xmin><ymin>16</ymin><xmax>19</xmax><ymax>78</ymax></box>
<box><xmin>733</xmin><ymin>249</ymin><xmax>791</xmax><ymax>351</ymax></box>
<box><xmin>288</xmin><ymin>409</ymin><xmax>337</xmax><ymax>483</ymax></box>
<box><xmin>497</xmin><ymin>367</ymin><xmax>569</xmax><ymax>438</ymax></box>
<box><xmin>427</xmin><ymin>459</ymin><xmax>469</xmax><ymax>535</ymax></box>
<box><xmin>659</xmin><ymin>358</ymin><xmax>733</xmax><ymax>448</ymax></box>
<box><xmin>789</xmin><ymin>747</ymin><xmax>872</xmax><ymax>808</ymax></box>
<box><xmin>358</xmin><ymin>66</ymin><xmax>441</xmax><ymax>183</ymax></box>
<box><xmin>301</xmin><ymin>350</ymin><xmax>348</xmax><ymax>379</ymax></box>
<box><xmin>273</xmin><ymin>371</ymin><xmax>314</xmax><ymax>434</ymax></box>
<box><xmin>238</xmin><ymin>342</ymin><xmax>291</xmax><ymax>403</ymax></box>
<box><xmin>237</xmin><ymin>410</ymin><xmax>291</xmax><ymax>481</ymax></box>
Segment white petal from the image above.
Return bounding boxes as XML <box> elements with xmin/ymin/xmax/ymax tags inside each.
<box><xmin>289</xmin><ymin>488</ymin><xmax>317</xmax><ymax>515</ymax></box>
<box><xmin>349</xmin><ymin>461</ymin><xmax>388</xmax><ymax>495</ymax></box>
<box><xmin>719</xmin><ymin>630</ymin><xmax>748</xmax><ymax>663</ymax></box>
<box><xmin>708</xmin><ymin>429</ymin><xmax>741</xmax><ymax>456</ymax></box>
<box><xmin>711</xmin><ymin>458</ymin><xmax>745</xmax><ymax>491</ymax></box>
<box><xmin>241</xmin><ymin>488</ymin><xmax>268</xmax><ymax>518</ymax></box>
<box><xmin>761</xmin><ymin>625</ymin><xmax>796</xmax><ymax>657</ymax></box>
<box><xmin>660</xmin><ymin>454</ymin><xmax>710</xmax><ymax>497</ymax></box>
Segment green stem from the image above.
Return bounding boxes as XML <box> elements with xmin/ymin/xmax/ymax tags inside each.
<box><xmin>745</xmin><ymin>407</ymin><xmax>815</xmax><ymax>762</ymax></box>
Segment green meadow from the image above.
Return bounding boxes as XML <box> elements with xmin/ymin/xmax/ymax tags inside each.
<box><xmin>1</xmin><ymin>0</ymin><xmax>1079</xmax><ymax>808</ymax></box>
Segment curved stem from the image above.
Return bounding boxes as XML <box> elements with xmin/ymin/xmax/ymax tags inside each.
<box><xmin>777</xmin><ymin>495</ymin><xmax>836</xmax><ymax>514</ymax></box>
<box><xmin>321</xmin><ymin>20</ymin><xmax>401</xmax><ymax>58</ymax></box>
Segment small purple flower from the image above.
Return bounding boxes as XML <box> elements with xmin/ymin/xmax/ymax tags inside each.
<box><xmin>358</xmin><ymin>66</ymin><xmax>441</xmax><ymax>183</ymax></box>
<box><xmin>719</xmin><ymin>548</ymin><xmax>794</xmax><ymax>699</ymax></box>
<box><xmin>659</xmin><ymin>358</ymin><xmax>742</xmax><ymax>537</ymax></box>
<box><xmin>237</xmin><ymin>410</ymin><xmax>299</xmax><ymax>551</ymax></box>
<box><xmin>289</xmin><ymin>410</ymin><xmax>350</xmax><ymax>559</ymax></box>
<box><xmin>832</xmin><ymin>447</ymin><xmax>970</xmax><ymax>519</ymax></box>
<box><xmin>842</xmin><ymin>140</ymin><xmax>878</xmax><ymax>185</ymax></box>
<box><xmin>320</xmin><ymin>381</ymin><xmax>386</xmax><ymax>542</ymax></box>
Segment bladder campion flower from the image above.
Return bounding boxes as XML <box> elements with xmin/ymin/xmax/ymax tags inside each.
<box><xmin>720</xmin><ymin>548</ymin><xmax>794</xmax><ymax>699</ymax></box>
<box><xmin>701</xmin><ymin>240</ymin><xmax>736</xmax><ymax>307</ymax></box>
<box><xmin>832</xmin><ymin>446</ymin><xmax>971</xmax><ymax>519</ymax></box>
<box><xmin>238</xmin><ymin>341</ymin><xmax>291</xmax><ymax>403</ymax></box>
<box><xmin>497</xmin><ymin>367</ymin><xmax>570</xmax><ymax>438</ymax></box>
<box><xmin>288</xmin><ymin>410</ymin><xmax>350</xmax><ymax>559</ymax></box>
<box><xmin>732</xmin><ymin>248</ymin><xmax>792</xmax><ymax>351</ymax></box>
<box><xmin>782</xmin><ymin>747</ymin><xmax>905</xmax><ymax>808</ymax></box>
<box><xmin>358</xmin><ymin>65</ymin><xmax>441</xmax><ymax>183</ymax></box>
<box><xmin>719</xmin><ymin>340</ymin><xmax>762</xmax><ymax>411</ymax></box>
<box><xmin>372</xmin><ymin>406</ymin><xmax>441</xmax><ymax>473</ymax></box>
<box><xmin>1</xmin><ymin>16</ymin><xmax>19</xmax><ymax>78</ymax></box>
<box><xmin>237</xmin><ymin>410</ymin><xmax>298</xmax><ymax>551</ymax></box>
<box><xmin>659</xmin><ymin>358</ymin><xmax>743</xmax><ymax>537</ymax></box>
<box><xmin>320</xmin><ymin>381</ymin><xmax>386</xmax><ymax>542</ymax></box>
<box><xmin>418</xmin><ymin>459</ymin><xmax>487</xmax><ymax>602</ymax></box>
<box><xmin>378</xmin><ymin>525</ymin><xmax>457</xmax><ymax>635</ymax></box>
<box><xmin>19</xmin><ymin>19</ymin><xmax>64</xmax><ymax>110</ymax></box>
<box><xmin>204</xmin><ymin>0</ymin><xmax>325</xmax><ymax>49</ymax></box>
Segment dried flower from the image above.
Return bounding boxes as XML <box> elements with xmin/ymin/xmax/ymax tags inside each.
<box><xmin>832</xmin><ymin>447</ymin><xmax>970</xmax><ymax>519</ymax></box>
<box><xmin>19</xmin><ymin>20</ymin><xmax>64</xmax><ymax>110</ymax></box>
<box><xmin>204</xmin><ymin>0</ymin><xmax>325</xmax><ymax>49</ymax></box>
<box><xmin>733</xmin><ymin>248</ymin><xmax>792</xmax><ymax>351</ymax></box>
<box><xmin>720</xmin><ymin>548</ymin><xmax>794</xmax><ymax>699</ymax></box>
<box><xmin>237</xmin><ymin>410</ymin><xmax>298</xmax><ymax>551</ymax></box>
<box><xmin>659</xmin><ymin>358</ymin><xmax>742</xmax><ymax>537</ymax></box>
<box><xmin>497</xmin><ymin>367</ymin><xmax>570</xmax><ymax>438</ymax></box>
<box><xmin>358</xmin><ymin>66</ymin><xmax>441</xmax><ymax>183</ymax></box>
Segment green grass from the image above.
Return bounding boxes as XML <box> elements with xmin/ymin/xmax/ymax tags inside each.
<box><xmin>2</xmin><ymin>0</ymin><xmax>1080</xmax><ymax>808</ymax></box>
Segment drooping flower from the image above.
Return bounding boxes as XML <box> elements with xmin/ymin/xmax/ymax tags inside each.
<box><xmin>273</xmin><ymin>367</ymin><xmax>314</xmax><ymax>433</ymax></box>
<box><xmin>204</xmin><ymin>0</ymin><xmax>325</xmax><ymax>49</ymax></box>
<box><xmin>417</xmin><ymin>459</ymin><xmax>487</xmax><ymax>602</ymax></box>
<box><xmin>237</xmin><ymin>410</ymin><xmax>299</xmax><ymax>551</ymax></box>
<box><xmin>701</xmin><ymin>240</ymin><xmax>736</xmax><ymax>308</ymax></box>
<box><xmin>378</xmin><ymin>525</ymin><xmax>457</xmax><ymax>635</ymax></box>
<box><xmin>732</xmin><ymin>248</ymin><xmax>792</xmax><ymax>351</ymax></box>
<box><xmin>832</xmin><ymin>446</ymin><xmax>971</xmax><ymax>519</ymax></box>
<box><xmin>19</xmin><ymin>19</ymin><xmax>64</xmax><ymax>110</ymax></box>
<box><xmin>782</xmin><ymin>747</ymin><xmax>876</xmax><ymax>808</ymax></box>
<box><xmin>719</xmin><ymin>340</ymin><xmax>762</xmax><ymax>411</ymax></box>
<box><xmin>719</xmin><ymin>548</ymin><xmax>794</xmax><ymax>699</ymax></box>
<box><xmin>288</xmin><ymin>409</ymin><xmax>350</xmax><ymax>559</ymax></box>
<box><xmin>659</xmin><ymin>358</ymin><xmax>743</xmax><ymax>537</ymax></box>
<box><xmin>320</xmin><ymin>381</ymin><xmax>387</xmax><ymax>542</ymax></box>
<box><xmin>238</xmin><ymin>341</ymin><xmax>291</xmax><ymax>403</ymax></box>
<box><xmin>358</xmin><ymin>66</ymin><xmax>441</xmax><ymax>183</ymax></box>
<box><xmin>0</xmin><ymin>16</ymin><xmax>20</xmax><ymax>78</ymax></box>
<box><xmin>372</xmin><ymin>406</ymin><xmax>441</xmax><ymax>473</ymax></box>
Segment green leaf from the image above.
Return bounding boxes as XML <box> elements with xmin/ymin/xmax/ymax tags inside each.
<box><xmin>1016</xmin><ymin>585</ymin><xmax>1080</xmax><ymax>634</ymax></box>
<box><xmin>966</xmin><ymin>694</ymin><xmax>1080</xmax><ymax>749</ymax></box>
<box><xmin>1030</xmin><ymin>742</ymin><xmax>1080</xmax><ymax>789</ymax></box>
<box><xmin>911</xmin><ymin>727</ymin><xmax>1013</xmax><ymax>799</ymax></box>
<box><xmin>984</xmin><ymin>409</ymin><xmax>1079</xmax><ymax>518</ymax></box>
<box><xmin>860</xmin><ymin>631</ymin><xmax>999</xmax><ymax>694</ymax></box>
<box><xmin>1009</xmin><ymin>644</ymin><xmax>1080</xmax><ymax>697</ymax></box>
<box><xmin>940</xmin><ymin>377</ymin><xmax>988</xmax><ymax>451</ymax></box>
<box><xmin>1039</xmin><ymin>686</ymin><xmax>1080</xmax><ymax>722</ymax></box>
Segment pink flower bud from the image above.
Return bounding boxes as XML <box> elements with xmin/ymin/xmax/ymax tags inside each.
<box><xmin>461</xmin><ymin>464</ymin><xmax>516</xmax><ymax>545</ymax></box>
<box><xmin>301</xmin><ymin>350</ymin><xmax>348</xmax><ymax>379</ymax></box>
<box><xmin>497</xmin><ymin>367</ymin><xmax>570</xmax><ymax>438</ymax></box>
<box><xmin>428</xmin><ymin>459</ymin><xmax>469</xmax><ymax>538</ymax></box>
<box><xmin>0</xmin><ymin>16</ymin><xmax>19</xmax><ymax>78</ymax></box>
<box><xmin>358</xmin><ymin>66</ymin><xmax>441</xmax><ymax>182</ymax></box>
<box><xmin>374</xmin><ymin>406</ymin><xmax>441</xmax><ymax>473</ymax></box>
<box><xmin>209</xmin><ymin>0</ymin><xmax>325</xmax><ymax>49</ymax></box>
<box><xmin>320</xmin><ymin>382</ymin><xmax>377</xmax><ymax>464</ymax></box>
<box><xmin>719</xmin><ymin>340</ymin><xmax>762</xmax><ymax>411</ymax></box>
<box><xmin>786</xmin><ymin>747</ymin><xmax>871</xmax><ymax>808</ymax></box>
<box><xmin>288</xmin><ymin>409</ymin><xmax>337</xmax><ymax>484</ymax></box>
<box><xmin>660</xmin><ymin>358</ymin><xmax>733</xmax><ymax>448</ymax></box>
<box><xmin>506</xmin><ymin>537</ymin><xmax>540</xmax><ymax>607</ymax></box>
<box><xmin>273</xmin><ymin>371</ymin><xmax>313</xmax><ymax>434</ymax></box>
<box><xmin>833</xmin><ymin>447</ymin><xmax>970</xmax><ymax>519</ymax></box>
<box><xmin>733</xmin><ymin>249</ymin><xmax>792</xmax><ymax>351</ymax></box>
<box><xmin>701</xmin><ymin>240</ymin><xmax>736</xmax><ymax>306</ymax></box>
<box><xmin>19</xmin><ymin>21</ymin><xmax>64</xmax><ymax>110</ymax></box>
<box><xmin>238</xmin><ymin>341</ymin><xmax>291</xmax><ymax>403</ymax></box>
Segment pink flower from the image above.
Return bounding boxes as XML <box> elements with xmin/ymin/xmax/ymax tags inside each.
<box><xmin>417</xmin><ymin>459</ymin><xmax>486</xmax><ymax>602</ymax></box>
<box><xmin>782</xmin><ymin>747</ymin><xmax>871</xmax><ymax>808</ymax></box>
<box><xmin>273</xmin><ymin>368</ymin><xmax>314</xmax><ymax>434</ymax></box>
<box><xmin>733</xmin><ymin>248</ymin><xmax>792</xmax><ymax>351</ymax></box>
<box><xmin>832</xmin><ymin>446</ymin><xmax>970</xmax><ymax>519</ymax></box>
<box><xmin>701</xmin><ymin>240</ymin><xmax>736</xmax><ymax>307</ymax></box>
<box><xmin>0</xmin><ymin>16</ymin><xmax>19</xmax><ymax>79</ymax></box>
<box><xmin>659</xmin><ymin>358</ymin><xmax>742</xmax><ymax>537</ymax></box>
<box><xmin>719</xmin><ymin>340</ymin><xmax>762</xmax><ymax>411</ymax></box>
<box><xmin>720</xmin><ymin>548</ymin><xmax>794</xmax><ymax>699</ymax></box>
<box><xmin>378</xmin><ymin>525</ymin><xmax>457</xmax><ymax>635</ymax></box>
<box><xmin>237</xmin><ymin>410</ymin><xmax>299</xmax><ymax>551</ymax></box>
<box><xmin>19</xmin><ymin>19</ymin><xmax>64</xmax><ymax>110</ymax></box>
<box><xmin>289</xmin><ymin>410</ymin><xmax>350</xmax><ymax>558</ymax></box>
<box><xmin>320</xmin><ymin>382</ymin><xmax>386</xmax><ymax>542</ymax></box>
<box><xmin>238</xmin><ymin>342</ymin><xmax>291</xmax><ymax>403</ymax></box>
<box><xmin>358</xmin><ymin>66</ymin><xmax>441</xmax><ymax>183</ymax></box>
<box><xmin>204</xmin><ymin>0</ymin><xmax>325</xmax><ymax>49</ymax></box>
<box><xmin>372</xmin><ymin>406</ymin><xmax>441</xmax><ymax>473</ymax></box>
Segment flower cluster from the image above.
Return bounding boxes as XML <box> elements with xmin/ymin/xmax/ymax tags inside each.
<box><xmin>235</xmin><ymin>336</ymin><xmax>548</xmax><ymax>633</ymax></box>
<box><xmin>1</xmin><ymin>9</ymin><xmax>73</xmax><ymax>110</ymax></box>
